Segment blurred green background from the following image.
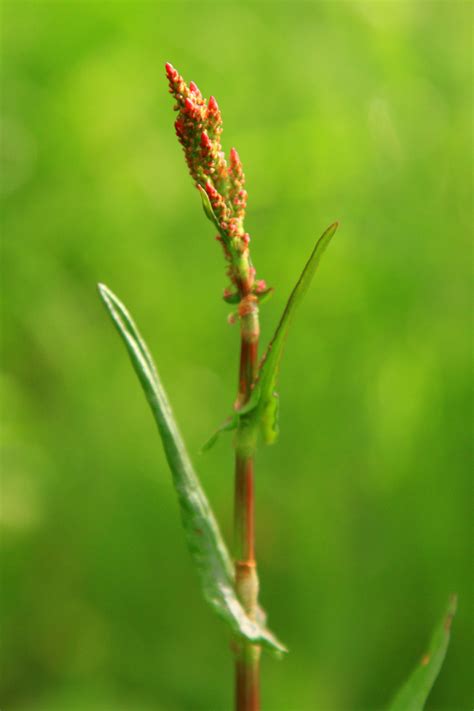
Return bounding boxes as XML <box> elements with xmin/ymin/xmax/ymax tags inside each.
<box><xmin>1</xmin><ymin>1</ymin><xmax>472</xmax><ymax>709</ymax></box>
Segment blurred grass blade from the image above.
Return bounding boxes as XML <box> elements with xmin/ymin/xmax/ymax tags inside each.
<box><xmin>98</xmin><ymin>283</ymin><xmax>287</xmax><ymax>655</ymax></box>
<box><xmin>388</xmin><ymin>595</ymin><xmax>457</xmax><ymax>711</ymax></box>
<box><xmin>241</xmin><ymin>222</ymin><xmax>338</xmax><ymax>442</ymax></box>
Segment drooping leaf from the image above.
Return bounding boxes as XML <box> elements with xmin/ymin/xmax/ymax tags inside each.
<box><xmin>387</xmin><ymin>594</ymin><xmax>457</xmax><ymax>711</ymax></box>
<box><xmin>240</xmin><ymin>222</ymin><xmax>338</xmax><ymax>443</ymax></box>
<box><xmin>98</xmin><ymin>283</ymin><xmax>286</xmax><ymax>655</ymax></box>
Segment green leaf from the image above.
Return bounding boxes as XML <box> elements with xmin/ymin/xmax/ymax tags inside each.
<box><xmin>256</xmin><ymin>286</ymin><xmax>275</xmax><ymax>306</ymax></box>
<box><xmin>240</xmin><ymin>222</ymin><xmax>338</xmax><ymax>443</ymax></box>
<box><xmin>201</xmin><ymin>414</ymin><xmax>238</xmax><ymax>453</ymax></box>
<box><xmin>198</xmin><ymin>184</ymin><xmax>222</xmax><ymax>231</ymax></box>
<box><xmin>388</xmin><ymin>595</ymin><xmax>457</xmax><ymax>711</ymax></box>
<box><xmin>223</xmin><ymin>292</ymin><xmax>241</xmax><ymax>305</ymax></box>
<box><xmin>260</xmin><ymin>392</ymin><xmax>279</xmax><ymax>445</ymax></box>
<box><xmin>98</xmin><ymin>283</ymin><xmax>287</xmax><ymax>655</ymax></box>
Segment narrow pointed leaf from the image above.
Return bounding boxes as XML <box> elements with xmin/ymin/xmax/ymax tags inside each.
<box><xmin>256</xmin><ymin>286</ymin><xmax>275</xmax><ymax>306</ymax></box>
<box><xmin>201</xmin><ymin>414</ymin><xmax>238</xmax><ymax>453</ymax></box>
<box><xmin>388</xmin><ymin>594</ymin><xmax>457</xmax><ymax>711</ymax></box>
<box><xmin>98</xmin><ymin>283</ymin><xmax>286</xmax><ymax>655</ymax></box>
<box><xmin>198</xmin><ymin>184</ymin><xmax>222</xmax><ymax>232</ymax></box>
<box><xmin>240</xmin><ymin>222</ymin><xmax>338</xmax><ymax>441</ymax></box>
<box><xmin>99</xmin><ymin>283</ymin><xmax>159</xmax><ymax>387</ymax></box>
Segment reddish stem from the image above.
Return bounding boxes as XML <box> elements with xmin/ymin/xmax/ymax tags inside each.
<box><xmin>238</xmin><ymin>339</ymin><xmax>259</xmax><ymax>406</ymax></box>
<box><xmin>234</xmin><ymin>454</ymin><xmax>255</xmax><ymax>562</ymax></box>
<box><xmin>236</xmin><ymin>653</ymin><xmax>260</xmax><ymax>711</ymax></box>
<box><xmin>234</xmin><ymin>277</ymin><xmax>261</xmax><ymax>711</ymax></box>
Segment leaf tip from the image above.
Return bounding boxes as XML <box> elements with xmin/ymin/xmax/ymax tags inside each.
<box><xmin>199</xmin><ymin>437</ymin><xmax>215</xmax><ymax>455</ymax></box>
<box><xmin>277</xmin><ymin>642</ymin><xmax>289</xmax><ymax>657</ymax></box>
<box><xmin>97</xmin><ymin>282</ymin><xmax>111</xmax><ymax>300</ymax></box>
<box><xmin>261</xmin><ymin>632</ymin><xmax>289</xmax><ymax>657</ymax></box>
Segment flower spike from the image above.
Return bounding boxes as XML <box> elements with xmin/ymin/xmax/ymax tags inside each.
<box><xmin>165</xmin><ymin>63</ymin><xmax>266</xmax><ymax>297</ymax></box>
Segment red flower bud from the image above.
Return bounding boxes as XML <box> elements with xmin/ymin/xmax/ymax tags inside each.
<box><xmin>208</xmin><ymin>95</ymin><xmax>219</xmax><ymax>114</ymax></box>
<box><xmin>205</xmin><ymin>181</ymin><xmax>217</xmax><ymax>198</ymax></box>
<box><xmin>165</xmin><ymin>62</ymin><xmax>176</xmax><ymax>80</ymax></box>
<box><xmin>174</xmin><ymin>117</ymin><xmax>185</xmax><ymax>138</ymax></box>
<box><xmin>189</xmin><ymin>81</ymin><xmax>201</xmax><ymax>96</ymax></box>
<box><xmin>230</xmin><ymin>147</ymin><xmax>240</xmax><ymax>165</ymax></box>
<box><xmin>200</xmin><ymin>131</ymin><xmax>211</xmax><ymax>149</ymax></box>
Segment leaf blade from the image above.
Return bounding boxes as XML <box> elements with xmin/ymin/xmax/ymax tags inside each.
<box><xmin>201</xmin><ymin>414</ymin><xmax>238</xmax><ymax>453</ymax></box>
<box><xmin>198</xmin><ymin>184</ymin><xmax>223</xmax><ymax>233</ymax></box>
<box><xmin>98</xmin><ymin>283</ymin><xmax>286</xmax><ymax>655</ymax></box>
<box><xmin>241</xmin><ymin>222</ymin><xmax>338</xmax><ymax>440</ymax></box>
<box><xmin>388</xmin><ymin>595</ymin><xmax>457</xmax><ymax>711</ymax></box>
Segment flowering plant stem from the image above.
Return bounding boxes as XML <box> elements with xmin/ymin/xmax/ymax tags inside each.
<box><xmin>234</xmin><ymin>301</ymin><xmax>261</xmax><ymax>708</ymax></box>
<box><xmin>98</xmin><ymin>62</ymin><xmax>457</xmax><ymax>711</ymax></box>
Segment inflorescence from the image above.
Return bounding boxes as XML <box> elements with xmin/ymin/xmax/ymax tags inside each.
<box><xmin>165</xmin><ymin>63</ymin><xmax>267</xmax><ymax>300</ymax></box>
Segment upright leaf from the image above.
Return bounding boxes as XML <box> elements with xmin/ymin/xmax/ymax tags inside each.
<box><xmin>388</xmin><ymin>595</ymin><xmax>457</xmax><ymax>711</ymax></box>
<box><xmin>241</xmin><ymin>222</ymin><xmax>338</xmax><ymax>443</ymax></box>
<box><xmin>98</xmin><ymin>283</ymin><xmax>286</xmax><ymax>655</ymax></box>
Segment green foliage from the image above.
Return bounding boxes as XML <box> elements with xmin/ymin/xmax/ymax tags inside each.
<box><xmin>198</xmin><ymin>185</ymin><xmax>223</xmax><ymax>234</ymax></box>
<box><xmin>204</xmin><ymin>223</ymin><xmax>338</xmax><ymax>449</ymax></box>
<box><xmin>201</xmin><ymin>415</ymin><xmax>238</xmax><ymax>453</ymax></box>
<box><xmin>388</xmin><ymin>595</ymin><xmax>457</xmax><ymax>711</ymax></box>
<box><xmin>243</xmin><ymin>222</ymin><xmax>338</xmax><ymax>443</ymax></box>
<box><xmin>98</xmin><ymin>284</ymin><xmax>286</xmax><ymax>655</ymax></box>
<box><xmin>2</xmin><ymin>3</ymin><xmax>470</xmax><ymax>708</ymax></box>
